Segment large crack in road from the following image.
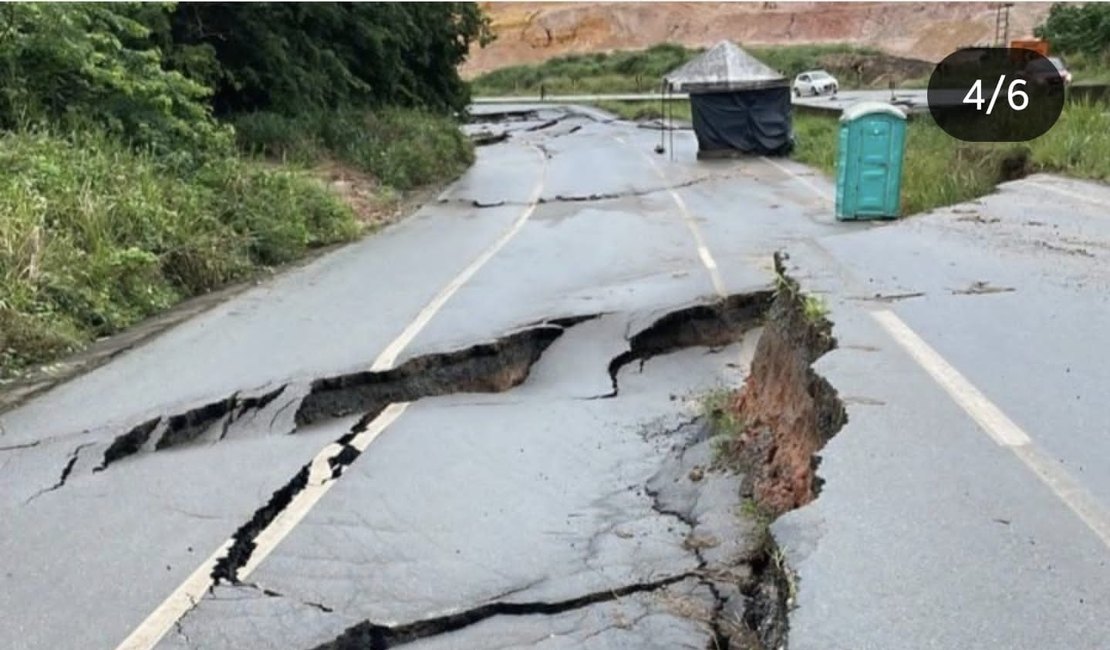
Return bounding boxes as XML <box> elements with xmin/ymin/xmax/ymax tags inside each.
<box><xmin>444</xmin><ymin>176</ymin><xmax>718</xmax><ymax>209</ymax></box>
<box><xmin>311</xmin><ymin>574</ymin><xmax>696</xmax><ymax>650</ymax></box>
<box><xmin>204</xmin><ymin>294</ymin><xmax>775</xmax><ymax>589</ymax></box>
<box><xmin>604</xmin><ymin>291</ymin><xmax>774</xmax><ymax>398</ymax></box>
<box><xmin>29</xmin><ymin>273</ymin><xmax>845</xmax><ymax>650</ymax></box>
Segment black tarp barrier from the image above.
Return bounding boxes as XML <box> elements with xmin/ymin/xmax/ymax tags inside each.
<box><xmin>689</xmin><ymin>87</ymin><xmax>793</xmax><ymax>156</ymax></box>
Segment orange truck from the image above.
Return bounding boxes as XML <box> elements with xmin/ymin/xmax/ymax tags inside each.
<box><xmin>1010</xmin><ymin>38</ymin><xmax>1049</xmax><ymax>64</ymax></box>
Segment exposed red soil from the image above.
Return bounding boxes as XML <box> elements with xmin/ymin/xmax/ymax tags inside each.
<box><xmin>724</xmin><ymin>267</ymin><xmax>847</xmax><ymax>515</ymax></box>
<box><xmin>464</xmin><ymin>1</ymin><xmax>1051</xmax><ymax>77</ymax></box>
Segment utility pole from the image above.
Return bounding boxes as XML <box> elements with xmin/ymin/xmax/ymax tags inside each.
<box><xmin>995</xmin><ymin>2</ymin><xmax>1014</xmax><ymax>46</ymax></box>
<box><xmin>999</xmin><ymin>3</ymin><xmax>1007</xmax><ymax>44</ymax></box>
<box><xmin>1002</xmin><ymin>2</ymin><xmax>1013</xmax><ymax>46</ymax></box>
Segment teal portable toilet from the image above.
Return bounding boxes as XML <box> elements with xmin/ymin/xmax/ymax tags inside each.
<box><xmin>836</xmin><ymin>102</ymin><xmax>907</xmax><ymax>220</ymax></box>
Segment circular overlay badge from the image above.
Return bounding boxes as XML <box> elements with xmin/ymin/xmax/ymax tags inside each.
<box><xmin>927</xmin><ymin>48</ymin><xmax>1064</xmax><ymax>142</ymax></box>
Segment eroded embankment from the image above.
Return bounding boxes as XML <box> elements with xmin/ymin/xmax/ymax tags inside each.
<box><xmin>714</xmin><ymin>255</ymin><xmax>849</xmax><ymax>649</ymax></box>
<box><xmin>722</xmin><ymin>259</ymin><xmax>847</xmax><ymax>515</ymax></box>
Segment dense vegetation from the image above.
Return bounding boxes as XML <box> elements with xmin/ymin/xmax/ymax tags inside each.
<box><xmin>0</xmin><ymin>3</ymin><xmax>489</xmax><ymax>377</ymax></box>
<box><xmin>1036</xmin><ymin>3</ymin><xmax>1110</xmax><ymax>82</ymax></box>
<box><xmin>1036</xmin><ymin>3</ymin><xmax>1110</xmax><ymax>59</ymax></box>
<box><xmin>470</xmin><ymin>43</ymin><xmax>916</xmax><ymax>96</ymax></box>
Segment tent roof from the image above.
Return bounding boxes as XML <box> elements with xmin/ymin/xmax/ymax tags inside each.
<box><xmin>664</xmin><ymin>41</ymin><xmax>787</xmax><ymax>93</ymax></box>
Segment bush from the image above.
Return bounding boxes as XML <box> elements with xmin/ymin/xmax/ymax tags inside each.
<box><xmin>0</xmin><ymin>129</ymin><xmax>357</xmax><ymax>374</ymax></box>
<box><xmin>1035</xmin><ymin>3</ymin><xmax>1110</xmax><ymax>58</ymax></box>
<box><xmin>0</xmin><ymin>4</ymin><xmax>231</xmax><ymax>162</ymax></box>
<box><xmin>233</xmin><ymin>109</ymin><xmax>474</xmax><ymax>190</ymax></box>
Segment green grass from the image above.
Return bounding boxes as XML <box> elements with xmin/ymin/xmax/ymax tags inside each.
<box><xmin>232</xmin><ymin>109</ymin><xmax>475</xmax><ymax>191</ymax></box>
<box><xmin>0</xmin><ymin>108</ymin><xmax>476</xmax><ymax>378</ymax></box>
<box><xmin>701</xmin><ymin>388</ymin><xmax>747</xmax><ymax>462</ymax></box>
<box><xmin>791</xmin><ymin>99</ymin><xmax>1110</xmax><ymax>216</ymax></box>
<box><xmin>472</xmin><ymin>43</ymin><xmax>696</xmax><ymax>96</ymax></box>
<box><xmin>1027</xmin><ymin>99</ymin><xmax>1110</xmax><ymax>180</ymax></box>
<box><xmin>472</xmin><ymin>43</ymin><xmax>896</xmax><ymax>97</ymax></box>
<box><xmin>801</xmin><ymin>295</ymin><xmax>829</xmax><ymax>324</ymax></box>
<box><xmin>593</xmin><ymin>99</ymin><xmax>692</xmax><ymax>122</ymax></box>
<box><xmin>1059</xmin><ymin>50</ymin><xmax>1110</xmax><ymax>85</ymax></box>
<box><xmin>0</xmin><ymin>129</ymin><xmax>359</xmax><ymax>375</ymax></box>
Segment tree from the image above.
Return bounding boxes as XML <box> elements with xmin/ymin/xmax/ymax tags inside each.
<box><xmin>1035</xmin><ymin>3</ymin><xmax>1110</xmax><ymax>56</ymax></box>
<box><xmin>0</xmin><ymin>4</ymin><xmax>228</xmax><ymax>158</ymax></box>
<box><xmin>165</xmin><ymin>3</ymin><xmax>493</xmax><ymax>115</ymax></box>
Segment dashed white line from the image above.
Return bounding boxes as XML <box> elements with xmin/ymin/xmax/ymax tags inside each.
<box><xmin>616</xmin><ymin>135</ymin><xmax>727</xmax><ymax>297</ymax></box>
<box><xmin>871</xmin><ymin>308</ymin><xmax>1110</xmax><ymax>550</ymax></box>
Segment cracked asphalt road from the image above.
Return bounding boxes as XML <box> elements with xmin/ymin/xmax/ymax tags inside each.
<box><xmin>3</xmin><ymin>103</ymin><xmax>1110</xmax><ymax>650</ymax></box>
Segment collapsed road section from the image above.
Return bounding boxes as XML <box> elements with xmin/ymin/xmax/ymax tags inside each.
<box><xmin>151</xmin><ymin>273</ymin><xmax>848</xmax><ymax>650</ymax></box>
<box><xmin>17</xmin><ymin>259</ymin><xmax>846</xmax><ymax>650</ymax></box>
<box><xmin>207</xmin><ymin>293</ymin><xmax>776</xmax><ymax>590</ymax></box>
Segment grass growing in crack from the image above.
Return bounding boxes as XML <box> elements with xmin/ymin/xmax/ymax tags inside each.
<box><xmin>771</xmin><ymin>546</ymin><xmax>799</xmax><ymax>609</ymax></box>
<box><xmin>701</xmin><ymin>388</ymin><xmax>746</xmax><ymax>455</ymax></box>
<box><xmin>801</xmin><ymin>294</ymin><xmax>828</xmax><ymax>324</ymax></box>
<box><xmin>739</xmin><ymin>497</ymin><xmax>773</xmax><ymax>529</ymax></box>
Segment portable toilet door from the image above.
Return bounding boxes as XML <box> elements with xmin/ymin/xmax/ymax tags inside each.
<box><xmin>836</xmin><ymin>102</ymin><xmax>907</xmax><ymax>220</ymax></box>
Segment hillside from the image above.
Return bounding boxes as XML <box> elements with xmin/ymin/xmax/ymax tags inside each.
<box><xmin>463</xmin><ymin>1</ymin><xmax>1051</xmax><ymax>76</ymax></box>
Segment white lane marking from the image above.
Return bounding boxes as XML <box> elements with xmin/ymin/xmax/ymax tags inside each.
<box><xmin>118</xmin><ymin>148</ymin><xmax>548</xmax><ymax>648</ymax></box>
<box><xmin>114</xmin><ymin>541</ymin><xmax>232</xmax><ymax>650</ymax></box>
<box><xmin>238</xmin><ymin>402</ymin><xmax>409</xmax><ymax>578</ymax></box>
<box><xmin>115</xmin><ymin>405</ymin><xmax>408</xmax><ymax>649</ymax></box>
<box><xmin>370</xmin><ymin>147</ymin><xmax>548</xmax><ymax>371</ymax></box>
<box><xmin>616</xmin><ymin>135</ymin><xmax>727</xmax><ymax>296</ymax></box>
<box><xmin>871</xmin><ymin>309</ymin><xmax>1110</xmax><ymax>550</ymax></box>
<box><xmin>115</xmin><ymin>404</ymin><xmax>409</xmax><ymax>650</ymax></box>
<box><xmin>1012</xmin><ymin>444</ymin><xmax>1110</xmax><ymax>550</ymax></box>
<box><xmin>760</xmin><ymin>155</ymin><xmax>835</xmax><ymax>203</ymax></box>
<box><xmin>871</xmin><ymin>310</ymin><xmax>1029</xmax><ymax>447</ymax></box>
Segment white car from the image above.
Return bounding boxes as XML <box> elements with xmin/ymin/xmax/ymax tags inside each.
<box><xmin>1049</xmin><ymin>56</ymin><xmax>1073</xmax><ymax>85</ymax></box>
<box><xmin>793</xmin><ymin>70</ymin><xmax>839</xmax><ymax>97</ymax></box>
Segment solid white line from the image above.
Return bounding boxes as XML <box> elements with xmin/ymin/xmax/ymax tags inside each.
<box><xmin>238</xmin><ymin>403</ymin><xmax>409</xmax><ymax>578</ymax></box>
<box><xmin>114</xmin><ymin>541</ymin><xmax>232</xmax><ymax>650</ymax></box>
<box><xmin>1012</xmin><ymin>444</ymin><xmax>1110</xmax><ymax>550</ymax></box>
<box><xmin>115</xmin><ymin>404</ymin><xmax>409</xmax><ymax>650</ymax></box>
<box><xmin>617</xmin><ymin>136</ymin><xmax>727</xmax><ymax>297</ymax></box>
<box><xmin>370</xmin><ymin>147</ymin><xmax>548</xmax><ymax>371</ymax></box>
<box><xmin>871</xmin><ymin>310</ymin><xmax>1029</xmax><ymax>447</ymax></box>
<box><xmin>117</xmin><ymin>148</ymin><xmax>549</xmax><ymax>649</ymax></box>
<box><xmin>871</xmin><ymin>309</ymin><xmax>1110</xmax><ymax>550</ymax></box>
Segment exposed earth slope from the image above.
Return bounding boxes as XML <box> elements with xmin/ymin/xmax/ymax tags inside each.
<box><xmin>464</xmin><ymin>1</ymin><xmax>1051</xmax><ymax>76</ymax></box>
